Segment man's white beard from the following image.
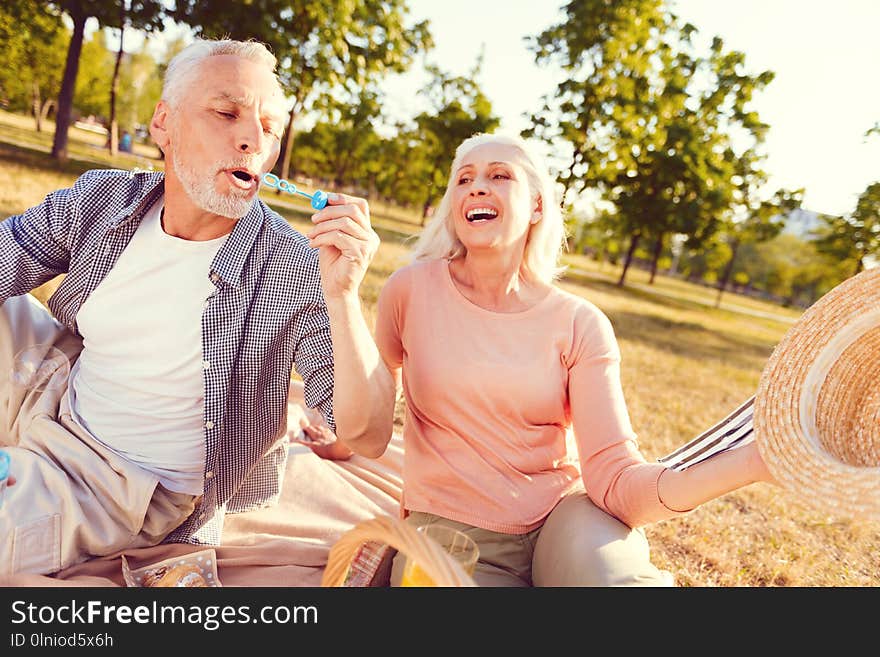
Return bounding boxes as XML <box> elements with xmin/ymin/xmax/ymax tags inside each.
<box><xmin>171</xmin><ymin>151</ymin><xmax>256</xmax><ymax>219</ymax></box>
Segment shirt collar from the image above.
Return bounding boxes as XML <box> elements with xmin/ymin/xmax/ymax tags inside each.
<box><xmin>211</xmin><ymin>200</ymin><xmax>265</xmax><ymax>289</ymax></box>
<box><xmin>110</xmin><ymin>171</ymin><xmax>165</xmax><ymax>228</ymax></box>
<box><xmin>113</xmin><ymin>171</ymin><xmax>266</xmax><ymax>289</ymax></box>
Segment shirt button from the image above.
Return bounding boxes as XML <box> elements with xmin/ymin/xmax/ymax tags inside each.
<box><xmin>210</xmin><ymin>272</ymin><xmax>220</xmax><ymax>283</ymax></box>
<box><xmin>202</xmin><ymin>360</ymin><xmax>211</xmax><ymax>370</ymax></box>
<box><xmin>205</xmin><ymin>421</ymin><xmax>215</xmax><ymax>429</ymax></box>
<box><xmin>205</xmin><ymin>471</ymin><xmax>214</xmax><ymax>479</ymax></box>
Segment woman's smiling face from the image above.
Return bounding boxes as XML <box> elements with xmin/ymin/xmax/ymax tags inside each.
<box><xmin>451</xmin><ymin>142</ymin><xmax>539</xmax><ymax>256</ymax></box>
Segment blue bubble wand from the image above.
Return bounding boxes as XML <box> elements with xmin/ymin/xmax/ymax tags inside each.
<box><xmin>262</xmin><ymin>172</ymin><xmax>329</xmax><ymax>210</ymax></box>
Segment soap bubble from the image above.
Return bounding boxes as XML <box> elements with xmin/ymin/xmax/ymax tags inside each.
<box><xmin>10</xmin><ymin>344</ymin><xmax>70</xmax><ymax>392</ymax></box>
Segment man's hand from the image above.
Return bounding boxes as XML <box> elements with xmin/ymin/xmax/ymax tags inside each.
<box><xmin>306</xmin><ymin>193</ymin><xmax>378</xmax><ymax>300</ymax></box>
<box><xmin>290</xmin><ymin>405</ymin><xmax>354</xmax><ymax>461</ymax></box>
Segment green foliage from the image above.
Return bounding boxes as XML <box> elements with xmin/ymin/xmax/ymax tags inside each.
<box><xmin>73</xmin><ymin>33</ymin><xmax>114</xmax><ymax>118</ymax></box>
<box><xmin>290</xmin><ymin>59</ymin><xmax>501</xmax><ymax>216</ymax></box>
<box><xmin>738</xmin><ymin>234</ymin><xmax>845</xmax><ymax>306</ymax></box>
<box><xmin>407</xmin><ymin>62</ymin><xmax>500</xmax><ymax>217</ymax></box>
<box><xmin>814</xmin><ymin>182</ymin><xmax>880</xmax><ymax>276</ymax></box>
<box><xmin>525</xmin><ymin>0</ymin><xmax>777</xmax><ymax>284</ymax></box>
<box><xmin>173</xmin><ymin>0</ymin><xmax>433</xmax><ymax>179</ymax></box>
<box><xmin>41</xmin><ymin>1</ymin><xmax>165</xmax><ymax>161</ymax></box>
<box><xmin>0</xmin><ymin>2</ymin><xmax>68</xmax><ymax>125</ymax></box>
<box><xmin>115</xmin><ymin>45</ymin><xmax>163</xmax><ymax>131</ymax></box>
<box><xmin>291</xmin><ymin>88</ymin><xmax>383</xmax><ymax>187</ymax></box>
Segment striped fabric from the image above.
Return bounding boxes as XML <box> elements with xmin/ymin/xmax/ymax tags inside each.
<box><xmin>1</xmin><ymin>169</ymin><xmax>336</xmax><ymax>546</ymax></box>
<box><xmin>657</xmin><ymin>396</ymin><xmax>756</xmax><ymax>471</ymax></box>
<box><xmin>342</xmin><ymin>541</ymin><xmax>393</xmax><ymax>587</ymax></box>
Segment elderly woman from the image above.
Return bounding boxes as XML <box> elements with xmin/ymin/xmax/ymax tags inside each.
<box><xmin>347</xmin><ymin>133</ymin><xmax>776</xmax><ymax>586</ymax></box>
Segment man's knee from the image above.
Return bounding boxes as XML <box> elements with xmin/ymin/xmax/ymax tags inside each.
<box><xmin>532</xmin><ymin>492</ymin><xmax>673</xmax><ymax>587</ymax></box>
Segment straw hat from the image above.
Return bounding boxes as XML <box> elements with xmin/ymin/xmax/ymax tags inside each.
<box><xmin>753</xmin><ymin>266</ymin><xmax>880</xmax><ymax>522</ymax></box>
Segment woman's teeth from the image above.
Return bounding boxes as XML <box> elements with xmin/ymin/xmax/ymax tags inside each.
<box><xmin>466</xmin><ymin>207</ymin><xmax>498</xmax><ymax>222</ymax></box>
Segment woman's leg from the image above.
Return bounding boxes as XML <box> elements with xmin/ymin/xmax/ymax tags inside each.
<box><xmin>389</xmin><ymin>511</ymin><xmax>534</xmax><ymax>587</ymax></box>
<box><xmin>532</xmin><ymin>491</ymin><xmax>674</xmax><ymax>587</ymax></box>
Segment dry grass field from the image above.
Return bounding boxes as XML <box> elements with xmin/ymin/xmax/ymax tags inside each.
<box><xmin>2</xmin><ymin>110</ymin><xmax>876</xmax><ymax>586</ymax></box>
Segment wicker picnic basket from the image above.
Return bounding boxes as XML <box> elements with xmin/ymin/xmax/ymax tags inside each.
<box><xmin>321</xmin><ymin>515</ymin><xmax>478</xmax><ymax>587</ymax></box>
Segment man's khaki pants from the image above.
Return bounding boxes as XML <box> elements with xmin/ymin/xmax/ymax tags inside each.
<box><xmin>0</xmin><ymin>295</ymin><xmax>194</xmax><ymax>576</ymax></box>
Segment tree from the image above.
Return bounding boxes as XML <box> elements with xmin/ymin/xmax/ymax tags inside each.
<box><xmin>291</xmin><ymin>89</ymin><xmax>384</xmax><ymax>189</ymax></box>
<box><xmin>73</xmin><ymin>32</ymin><xmax>114</xmax><ymax>118</ymax></box>
<box><xmin>103</xmin><ymin>1</ymin><xmax>163</xmax><ymax>155</ymax></box>
<box><xmin>372</xmin><ymin>126</ymin><xmax>438</xmax><ymax>210</ymax></box>
<box><xmin>714</xmin><ymin>153</ymin><xmax>803</xmax><ymax>307</ymax></box>
<box><xmin>746</xmin><ymin>234</ymin><xmax>844</xmax><ymax>307</ymax></box>
<box><xmin>43</xmin><ymin>0</ymin><xmax>164</xmax><ymax>163</ymax></box>
<box><xmin>814</xmin><ymin>182</ymin><xmax>880</xmax><ymax>276</ymax></box>
<box><xmin>410</xmin><ymin>61</ymin><xmax>500</xmax><ymax>224</ymax></box>
<box><xmin>107</xmin><ymin>3</ymin><xmax>127</xmax><ymax>155</ymax></box>
<box><xmin>526</xmin><ymin>0</ymin><xmax>775</xmax><ymax>287</ymax></box>
<box><xmin>0</xmin><ymin>2</ymin><xmax>68</xmax><ymax>131</ymax></box>
<box><xmin>172</xmin><ymin>0</ymin><xmax>432</xmax><ymax>184</ymax></box>
<box><xmin>116</xmin><ymin>45</ymin><xmax>163</xmax><ymax>134</ymax></box>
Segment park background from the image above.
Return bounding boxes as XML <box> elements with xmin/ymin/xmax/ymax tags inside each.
<box><xmin>0</xmin><ymin>0</ymin><xmax>877</xmax><ymax>586</ymax></box>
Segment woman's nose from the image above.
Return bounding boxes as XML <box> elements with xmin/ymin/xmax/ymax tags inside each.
<box><xmin>469</xmin><ymin>177</ymin><xmax>489</xmax><ymax>195</ymax></box>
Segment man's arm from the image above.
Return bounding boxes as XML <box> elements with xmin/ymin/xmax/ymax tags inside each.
<box><xmin>0</xmin><ymin>186</ymin><xmax>76</xmax><ymax>303</ymax></box>
<box><xmin>306</xmin><ymin>193</ymin><xmax>396</xmax><ymax>458</ymax></box>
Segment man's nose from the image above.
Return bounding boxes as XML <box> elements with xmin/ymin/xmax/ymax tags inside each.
<box><xmin>236</xmin><ymin>118</ymin><xmax>265</xmax><ymax>154</ymax></box>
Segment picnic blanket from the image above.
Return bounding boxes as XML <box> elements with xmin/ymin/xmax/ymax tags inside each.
<box><xmin>0</xmin><ymin>421</ymin><xmax>404</xmax><ymax>588</ymax></box>
<box><xmin>0</xmin><ymin>394</ymin><xmax>756</xmax><ymax>588</ymax></box>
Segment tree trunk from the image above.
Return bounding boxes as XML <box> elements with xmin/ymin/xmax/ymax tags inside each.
<box><xmin>277</xmin><ymin>107</ymin><xmax>297</xmax><ymax>187</ymax></box>
<box><xmin>40</xmin><ymin>100</ymin><xmax>56</xmax><ymax>126</ymax></box>
<box><xmin>618</xmin><ymin>231</ymin><xmax>640</xmax><ymax>287</ymax></box>
<box><xmin>31</xmin><ymin>81</ymin><xmax>42</xmax><ymax>132</ymax></box>
<box><xmin>51</xmin><ymin>5</ymin><xmax>87</xmax><ymax>164</ymax></box>
<box><xmin>108</xmin><ymin>13</ymin><xmax>126</xmax><ymax>156</ymax></box>
<box><xmin>559</xmin><ymin>149</ymin><xmax>579</xmax><ymax>203</ymax></box>
<box><xmin>648</xmin><ymin>232</ymin><xmax>664</xmax><ymax>284</ymax></box>
<box><xmin>715</xmin><ymin>239</ymin><xmax>740</xmax><ymax>309</ymax></box>
<box><xmin>420</xmin><ymin>196</ymin><xmax>433</xmax><ymax>226</ymax></box>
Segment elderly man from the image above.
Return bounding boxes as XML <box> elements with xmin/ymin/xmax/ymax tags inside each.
<box><xmin>0</xmin><ymin>38</ymin><xmax>394</xmax><ymax>575</ymax></box>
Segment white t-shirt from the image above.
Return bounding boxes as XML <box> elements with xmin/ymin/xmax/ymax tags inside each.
<box><xmin>69</xmin><ymin>199</ymin><xmax>226</xmax><ymax>494</ymax></box>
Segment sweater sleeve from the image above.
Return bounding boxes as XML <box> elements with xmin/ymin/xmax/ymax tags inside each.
<box><xmin>374</xmin><ymin>266</ymin><xmax>408</xmax><ymax>370</ymax></box>
<box><xmin>581</xmin><ymin>441</ymin><xmax>690</xmax><ymax>528</ymax></box>
<box><xmin>568</xmin><ymin>307</ymin><xmax>689</xmax><ymax>528</ymax></box>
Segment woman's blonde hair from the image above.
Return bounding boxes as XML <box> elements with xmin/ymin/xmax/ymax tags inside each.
<box><xmin>409</xmin><ymin>132</ymin><xmax>567</xmax><ymax>284</ymax></box>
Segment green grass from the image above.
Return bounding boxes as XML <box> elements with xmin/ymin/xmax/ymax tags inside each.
<box><xmin>2</xmin><ymin>110</ymin><xmax>877</xmax><ymax>587</ymax></box>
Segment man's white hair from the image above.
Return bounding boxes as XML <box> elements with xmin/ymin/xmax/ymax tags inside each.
<box><xmin>162</xmin><ymin>38</ymin><xmax>281</xmax><ymax>108</ymax></box>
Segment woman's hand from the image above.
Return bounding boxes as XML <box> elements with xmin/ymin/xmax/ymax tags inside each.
<box><xmin>306</xmin><ymin>193</ymin><xmax>379</xmax><ymax>301</ymax></box>
<box><xmin>744</xmin><ymin>441</ymin><xmax>778</xmax><ymax>486</ymax></box>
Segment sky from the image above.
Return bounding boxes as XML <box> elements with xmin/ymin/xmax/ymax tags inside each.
<box><xmin>381</xmin><ymin>0</ymin><xmax>880</xmax><ymax>218</ymax></box>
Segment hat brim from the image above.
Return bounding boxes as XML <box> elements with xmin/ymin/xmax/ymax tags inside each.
<box><xmin>753</xmin><ymin>267</ymin><xmax>880</xmax><ymax>521</ymax></box>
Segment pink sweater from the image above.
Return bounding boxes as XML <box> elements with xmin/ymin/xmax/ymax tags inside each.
<box><xmin>374</xmin><ymin>260</ymin><xmax>686</xmax><ymax>533</ymax></box>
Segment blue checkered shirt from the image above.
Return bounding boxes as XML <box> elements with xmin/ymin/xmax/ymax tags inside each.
<box><xmin>0</xmin><ymin>169</ymin><xmax>336</xmax><ymax>544</ymax></box>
